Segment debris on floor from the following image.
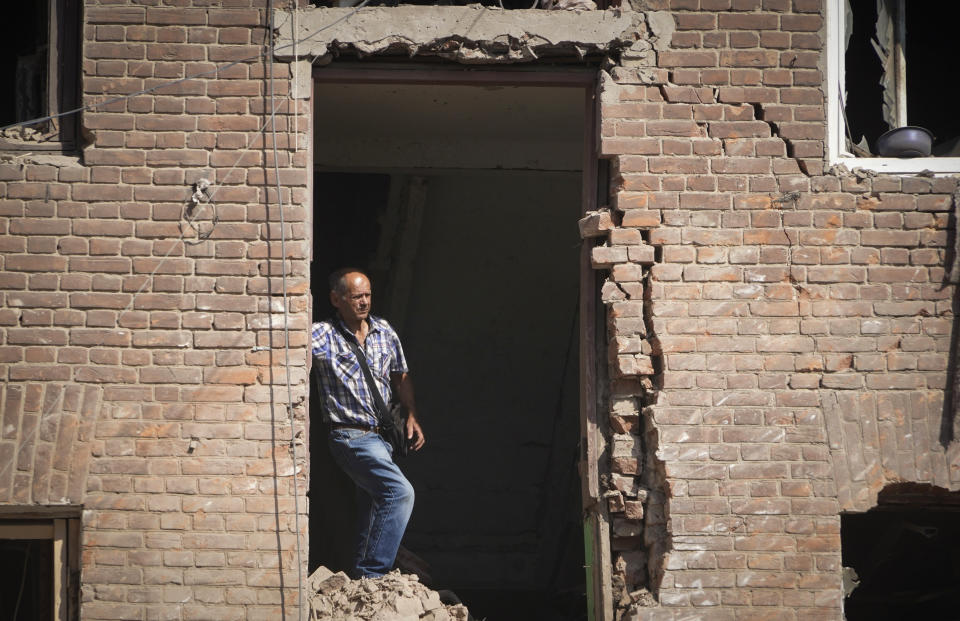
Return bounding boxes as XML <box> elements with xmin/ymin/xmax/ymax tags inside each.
<box><xmin>308</xmin><ymin>566</ymin><xmax>472</xmax><ymax>621</ymax></box>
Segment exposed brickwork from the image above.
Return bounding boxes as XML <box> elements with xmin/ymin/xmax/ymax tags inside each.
<box><xmin>1</xmin><ymin>1</ymin><xmax>309</xmax><ymax>619</ymax></box>
<box><xmin>3</xmin><ymin>0</ymin><xmax>960</xmax><ymax>619</ymax></box>
<box><xmin>592</xmin><ymin>0</ymin><xmax>960</xmax><ymax>619</ymax></box>
<box><xmin>0</xmin><ymin>383</ymin><xmax>101</xmax><ymax>504</ymax></box>
<box><xmin>823</xmin><ymin>390</ymin><xmax>960</xmax><ymax>512</ymax></box>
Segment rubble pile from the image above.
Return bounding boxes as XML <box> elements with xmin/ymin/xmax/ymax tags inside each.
<box><xmin>307</xmin><ymin>567</ymin><xmax>471</xmax><ymax>621</ymax></box>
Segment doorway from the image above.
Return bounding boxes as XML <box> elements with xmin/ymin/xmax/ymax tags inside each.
<box><xmin>308</xmin><ymin>68</ymin><xmax>595</xmax><ymax>620</ymax></box>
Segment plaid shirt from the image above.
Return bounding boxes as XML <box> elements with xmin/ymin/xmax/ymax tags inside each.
<box><xmin>310</xmin><ymin>315</ymin><xmax>408</xmax><ymax>427</ymax></box>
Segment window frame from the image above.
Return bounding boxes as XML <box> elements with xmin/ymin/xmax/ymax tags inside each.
<box><xmin>0</xmin><ymin>0</ymin><xmax>81</xmax><ymax>152</ymax></box>
<box><xmin>825</xmin><ymin>0</ymin><xmax>960</xmax><ymax>174</ymax></box>
<box><xmin>0</xmin><ymin>516</ymin><xmax>79</xmax><ymax>621</ymax></box>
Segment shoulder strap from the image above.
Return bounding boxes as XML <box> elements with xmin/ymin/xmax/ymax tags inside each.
<box><xmin>331</xmin><ymin>318</ymin><xmax>389</xmax><ymax>423</ymax></box>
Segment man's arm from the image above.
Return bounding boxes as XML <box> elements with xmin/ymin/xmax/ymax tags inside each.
<box><xmin>391</xmin><ymin>372</ymin><xmax>424</xmax><ymax>451</ymax></box>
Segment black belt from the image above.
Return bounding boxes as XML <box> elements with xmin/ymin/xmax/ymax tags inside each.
<box><xmin>329</xmin><ymin>422</ymin><xmax>379</xmax><ymax>433</ymax></box>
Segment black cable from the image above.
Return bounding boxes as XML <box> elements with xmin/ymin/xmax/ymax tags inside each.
<box><xmin>13</xmin><ymin>543</ymin><xmax>31</xmax><ymax>621</ymax></box>
<box><xmin>270</xmin><ymin>2</ymin><xmax>305</xmax><ymax>618</ymax></box>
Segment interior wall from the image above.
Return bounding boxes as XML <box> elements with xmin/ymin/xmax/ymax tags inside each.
<box><xmin>398</xmin><ymin>170</ymin><xmax>582</xmax><ymax>592</ymax></box>
<box><xmin>313</xmin><ymin>82</ymin><xmax>584</xmax><ymax>171</ymax></box>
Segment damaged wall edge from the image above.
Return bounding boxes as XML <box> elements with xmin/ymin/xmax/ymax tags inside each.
<box><xmin>273</xmin><ymin>5</ymin><xmax>642</xmax><ymax>64</ymax></box>
<box><xmin>581</xmin><ymin>196</ymin><xmax>669</xmax><ymax>618</ymax></box>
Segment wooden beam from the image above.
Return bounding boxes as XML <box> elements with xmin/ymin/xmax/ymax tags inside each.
<box><xmin>47</xmin><ymin>0</ymin><xmax>61</xmax><ymax>131</ymax></box>
<box><xmin>54</xmin><ymin>519</ymin><xmax>67</xmax><ymax>621</ymax></box>
<box><xmin>579</xmin><ymin>80</ymin><xmax>600</xmax><ymax>508</ymax></box>
<box><xmin>894</xmin><ymin>0</ymin><xmax>907</xmax><ymax>127</ymax></box>
<box><xmin>0</xmin><ymin>523</ymin><xmax>55</xmax><ymax>539</ymax></box>
<box><xmin>68</xmin><ymin>518</ymin><xmax>80</xmax><ymax>621</ymax></box>
<box><xmin>579</xmin><ymin>74</ymin><xmax>614</xmax><ymax>621</ymax></box>
<box><xmin>314</xmin><ymin>66</ymin><xmax>597</xmax><ymax>87</ymax></box>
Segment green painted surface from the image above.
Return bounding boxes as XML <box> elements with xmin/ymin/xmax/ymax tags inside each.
<box><xmin>583</xmin><ymin>514</ymin><xmax>596</xmax><ymax>621</ymax></box>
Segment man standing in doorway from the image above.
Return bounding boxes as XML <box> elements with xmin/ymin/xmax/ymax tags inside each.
<box><xmin>311</xmin><ymin>268</ymin><xmax>425</xmax><ymax>578</ymax></box>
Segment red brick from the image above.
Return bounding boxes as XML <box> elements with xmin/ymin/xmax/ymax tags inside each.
<box><xmin>720</xmin><ymin>50</ymin><xmax>780</xmax><ymax>68</ymax></box>
<box><xmin>781</xmin><ymin>13</ymin><xmax>822</xmax><ymax>31</ymax></box>
<box><xmin>718</xmin><ymin>12</ymin><xmax>780</xmax><ymax>29</ymax></box>
<box><xmin>85</xmin><ymin>42</ymin><xmax>145</xmax><ymax>59</ymax></box>
<box><xmin>659</xmin><ymin>51</ymin><xmax>719</xmax><ymax>68</ymax></box>
<box><xmin>207</xmin><ymin>9</ymin><xmax>261</xmax><ymax>26</ymax></box>
<box><xmin>4</xmin><ymin>255</ymin><xmax>68</xmax><ymax>272</ymax></box>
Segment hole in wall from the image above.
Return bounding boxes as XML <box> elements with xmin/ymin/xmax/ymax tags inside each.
<box><xmin>841</xmin><ymin>484</ymin><xmax>960</xmax><ymax>621</ymax></box>
<box><xmin>308</xmin><ymin>75</ymin><xmax>591</xmax><ymax>620</ymax></box>
<box><xmin>0</xmin><ymin>538</ymin><xmax>54</xmax><ymax>620</ymax></box>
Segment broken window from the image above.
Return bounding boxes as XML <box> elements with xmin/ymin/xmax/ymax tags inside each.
<box><xmin>828</xmin><ymin>0</ymin><xmax>960</xmax><ymax>172</ymax></box>
<box><xmin>0</xmin><ymin>0</ymin><xmax>80</xmax><ymax>150</ymax></box>
<box><xmin>0</xmin><ymin>517</ymin><xmax>79</xmax><ymax>621</ymax></box>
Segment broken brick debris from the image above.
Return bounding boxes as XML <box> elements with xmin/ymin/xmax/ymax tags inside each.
<box><xmin>307</xmin><ymin>566</ymin><xmax>471</xmax><ymax>621</ymax></box>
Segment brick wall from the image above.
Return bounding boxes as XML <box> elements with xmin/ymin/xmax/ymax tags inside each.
<box><xmin>2</xmin><ymin>0</ymin><xmax>960</xmax><ymax>619</ymax></box>
<box><xmin>1</xmin><ymin>1</ymin><xmax>310</xmax><ymax>619</ymax></box>
<box><xmin>593</xmin><ymin>0</ymin><xmax>960</xmax><ymax>619</ymax></box>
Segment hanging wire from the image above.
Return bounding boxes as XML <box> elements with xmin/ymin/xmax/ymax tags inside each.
<box><xmin>269</xmin><ymin>1</ymin><xmax>305</xmax><ymax>618</ymax></box>
<box><xmin>0</xmin><ymin>9</ymin><xmax>386</xmax><ymax>613</ymax></box>
<box><xmin>0</xmin><ymin>4</ymin><xmax>362</xmax><ymax>488</ymax></box>
<box><xmin>13</xmin><ymin>543</ymin><xmax>32</xmax><ymax>621</ymax></box>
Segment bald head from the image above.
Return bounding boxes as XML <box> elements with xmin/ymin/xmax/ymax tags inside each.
<box><xmin>329</xmin><ymin>269</ymin><xmax>372</xmax><ymax>326</ymax></box>
<box><xmin>329</xmin><ymin>267</ymin><xmax>370</xmax><ymax>295</ymax></box>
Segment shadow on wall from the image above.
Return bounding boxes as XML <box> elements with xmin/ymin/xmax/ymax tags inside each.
<box><xmin>941</xmin><ymin>197</ymin><xmax>959</xmax><ymax>447</ymax></box>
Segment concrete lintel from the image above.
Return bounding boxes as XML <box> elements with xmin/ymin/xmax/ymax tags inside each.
<box><xmin>274</xmin><ymin>5</ymin><xmax>642</xmax><ymax>64</ymax></box>
<box><xmin>0</xmin><ymin>152</ymin><xmax>83</xmax><ymax>168</ymax></box>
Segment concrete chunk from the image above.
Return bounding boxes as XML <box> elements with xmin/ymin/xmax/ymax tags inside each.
<box><xmin>422</xmin><ymin>610</ymin><xmax>451</xmax><ymax>621</ymax></box>
<box><xmin>275</xmin><ymin>6</ymin><xmax>639</xmax><ymax>64</ymax></box>
<box><xmin>420</xmin><ymin>591</ymin><xmax>444</xmax><ymax>612</ymax></box>
<box><xmin>307</xmin><ymin>566</ymin><xmax>333</xmax><ymax>591</ymax></box>
<box><xmin>306</xmin><ymin>567</ymin><xmax>471</xmax><ymax>620</ymax></box>
<box><xmin>580</xmin><ymin>209</ymin><xmax>615</xmax><ymax>238</ymax></box>
<box><xmin>317</xmin><ymin>571</ymin><xmax>349</xmax><ymax>594</ymax></box>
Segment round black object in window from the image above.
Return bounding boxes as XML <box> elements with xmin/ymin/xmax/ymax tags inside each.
<box><xmin>875</xmin><ymin>126</ymin><xmax>935</xmax><ymax>157</ymax></box>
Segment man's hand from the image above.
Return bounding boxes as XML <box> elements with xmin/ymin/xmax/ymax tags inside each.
<box><xmin>406</xmin><ymin>415</ymin><xmax>425</xmax><ymax>451</ymax></box>
<box><xmin>391</xmin><ymin>371</ymin><xmax>423</xmax><ymax>451</ymax></box>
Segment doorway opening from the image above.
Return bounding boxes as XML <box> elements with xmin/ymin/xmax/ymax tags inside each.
<box><xmin>308</xmin><ymin>68</ymin><xmax>594</xmax><ymax>620</ymax></box>
<box><xmin>841</xmin><ymin>484</ymin><xmax>960</xmax><ymax>620</ymax></box>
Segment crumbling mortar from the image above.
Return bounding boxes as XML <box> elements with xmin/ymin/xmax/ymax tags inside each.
<box><xmin>748</xmin><ymin>102</ymin><xmax>813</xmax><ymax>177</ymax></box>
<box><xmin>638</xmin><ymin>409</ymin><xmax>669</xmax><ymax>599</ymax></box>
<box><xmin>611</xmin><ymin>206</ymin><xmax>624</xmax><ymax>228</ymax></box>
<box><xmin>609</xmin><ymin>279</ymin><xmax>630</xmax><ymax>299</ymax></box>
<box><xmin>606</xmin><ymin>224</ymin><xmax>670</xmax><ymax>616</ymax></box>
<box><xmin>638</xmin><ymin>228</ymin><xmax>664</xmax><ymax>389</ymax></box>
<box><xmin>772</xmin><ymin>191</ymin><xmax>817</xmax><ymax>359</ymax></box>
<box><xmin>329</xmin><ymin>32</ymin><xmax>594</xmax><ymax>62</ymax></box>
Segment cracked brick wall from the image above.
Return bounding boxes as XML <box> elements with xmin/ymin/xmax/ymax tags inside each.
<box><xmin>591</xmin><ymin>1</ymin><xmax>960</xmax><ymax>619</ymax></box>
<box><xmin>1</xmin><ymin>2</ymin><xmax>310</xmax><ymax>619</ymax></box>
<box><xmin>3</xmin><ymin>0</ymin><xmax>960</xmax><ymax>620</ymax></box>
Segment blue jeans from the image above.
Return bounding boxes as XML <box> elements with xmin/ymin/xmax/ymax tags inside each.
<box><xmin>328</xmin><ymin>427</ymin><xmax>415</xmax><ymax>578</ymax></box>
